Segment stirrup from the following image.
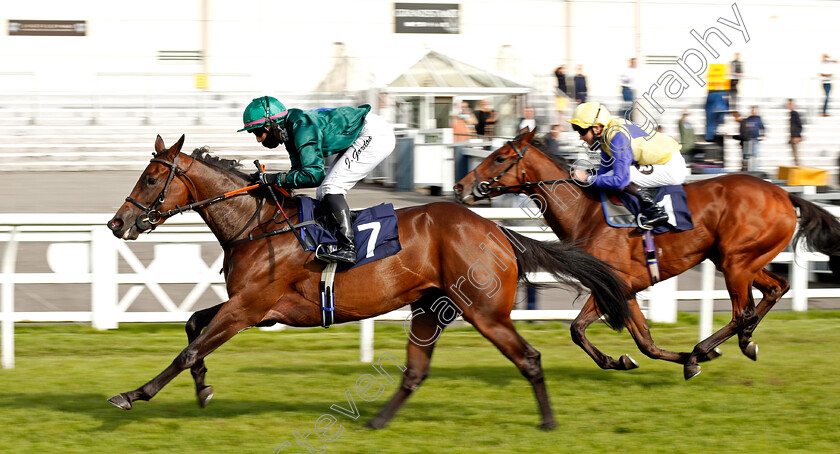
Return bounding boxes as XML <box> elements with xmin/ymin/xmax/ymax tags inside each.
<box><xmin>636</xmin><ymin>213</ymin><xmax>654</xmax><ymax>230</ymax></box>
<box><xmin>315</xmin><ymin>244</ymin><xmax>357</xmax><ymax>265</ymax></box>
<box><xmin>637</xmin><ymin>211</ymin><xmax>668</xmax><ymax>230</ymax></box>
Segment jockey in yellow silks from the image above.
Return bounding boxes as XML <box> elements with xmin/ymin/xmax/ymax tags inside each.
<box><xmin>569</xmin><ymin>102</ymin><xmax>688</xmax><ymax>227</ymax></box>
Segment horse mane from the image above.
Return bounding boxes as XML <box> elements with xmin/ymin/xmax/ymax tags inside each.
<box><xmin>187</xmin><ymin>147</ymin><xmax>250</xmax><ymax>180</ymax></box>
<box><xmin>186</xmin><ymin>146</ymin><xmax>297</xmax><ymax>195</ymax></box>
<box><xmin>525</xmin><ymin>133</ymin><xmax>574</xmax><ymax>174</ymax></box>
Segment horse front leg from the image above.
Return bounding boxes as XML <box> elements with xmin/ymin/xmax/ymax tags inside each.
<box><xmin>623</xmin><ymin>296</ymin><xmax>721</xmax><ymax>365</ymax></box>
<box><xmin>108</xmin><ymin>300</ymin><xmax>254</xmax><ymax>410</ymax></box>
<box><xmin>570</xmin><ymin>296</ymin><xmax>636</xmax><ymax>370</ymax></box>
<box><xmin>185</xmin><ymin>302</ymin><xmax>225</xmax><ymax>408</ymax></box>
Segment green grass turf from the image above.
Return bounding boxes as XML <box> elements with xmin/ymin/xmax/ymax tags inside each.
<box><xmin>1</xmin><ymin>312</ymin><xmax>839</xmax><ymax>453</ymax></box>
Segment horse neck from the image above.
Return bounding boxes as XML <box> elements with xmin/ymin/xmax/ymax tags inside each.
<box><xmin>183</xmin><ymin>156</ymin><xmax>297</xmax><ymax>245</ymax></box>
<box><xmin>524</xmin><ymin>150</ymin><xmax>595</xmax><ymax>240</ymax></box>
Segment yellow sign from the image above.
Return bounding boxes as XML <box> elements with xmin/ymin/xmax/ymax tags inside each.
<box><xmin>707</xmin><ymin>64</ymin><xmax>730</xmax><ymax>91</ymax></box>
<box><xmin>194</xmin><ymin>73</ymin><xmax>208</xmax><ymax>90</ymax></box>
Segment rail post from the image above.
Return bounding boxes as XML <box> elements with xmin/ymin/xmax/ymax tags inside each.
<box><xmin>2</xmin><ymin>227</ymin><xmax>19</xmax><ymax>369</ymax></box>
<box><xmin>90</xmin><ymin>225</ymin><xmax>119</xmax><ymax>330</ymax></box>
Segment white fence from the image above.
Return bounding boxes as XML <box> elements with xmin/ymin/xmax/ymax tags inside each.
<box><xmin>2</xmin><ymin>207</ymin><xmax>840</xmax><ymax>369</ymax></box>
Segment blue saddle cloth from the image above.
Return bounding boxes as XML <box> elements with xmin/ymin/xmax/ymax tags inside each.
<box><xmin>599</xmin><ymin>185</ymin><xmax>694</xmax><ymax>234</ymax></box>
<box><xmin>297</xmin><ymin>196</ymin><xmax>402</xmax><ymax>269</ymax></box>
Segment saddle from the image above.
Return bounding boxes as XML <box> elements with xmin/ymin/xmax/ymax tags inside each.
<box><xmin>599</xmin><ymin>185</ymin><xmax>694</xmax><ymax>234</ymax></box>
<box><xmin>297</xmin><ymin>196</ymin><xmax>402</xmax><ymax>268</ymax></box>
<box><xmin>599</xmin><ymin>185</ymin><xmax>694</xmax><ymax>285</ymax></box>
<box><xmin>296</xmin><ymin>196</ymin><xmax>402</xmax><ymax>328</ymax></box>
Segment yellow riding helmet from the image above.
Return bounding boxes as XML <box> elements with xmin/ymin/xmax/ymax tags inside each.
<box><xmin>569</xmin><ymin>102</ymin><xmax>612</xmax><ymax>129</ymax></box>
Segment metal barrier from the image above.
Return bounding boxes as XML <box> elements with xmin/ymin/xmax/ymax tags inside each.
<box><xmin>2</xmin><ymin>207</ymin><xmax>840</xmax><ymax>368</ymax></box>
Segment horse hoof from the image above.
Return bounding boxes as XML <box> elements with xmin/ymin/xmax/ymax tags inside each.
<box><xmin>707</xmin><ymin>348</ymin><xmax>723</xmax><ymax>361</ymax></box>
<box><xmin>619</xmin><ymin>354</ymin><xmax>639</xmax><ymax>370</ymax></box>
<box><xmin>743</xmin><ymin>342</ymin><xmax>758</xmax><ymax>361</ymax></box>
<box><xmin>539</xmin><ymin>420</ymin><xmax>558</xmax><ymax>431</ymax></box>
<box><xmin>107</xmin><ymin>393</ymin><xmax>132</xmax><ymax>410</ymax></box>
<box><xmin>197</xmin><ymin>386</ymin><xmax>214</xmax><ymax>408</ymax></box>
<box><xmin>366</xmin><ymin>418</ymin><xmax>387</xmax><ymax>430</ymax></box>
<box><xmin>684</xmin><ymin>364</ymin><xmax>702</xmax><ymax>381</ymax></box>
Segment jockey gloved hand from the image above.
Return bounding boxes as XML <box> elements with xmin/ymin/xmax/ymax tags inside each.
<box><xmin>250</xmin><ymin>171</ymin><xmax>278</xmax><ymax>186</ymax></box>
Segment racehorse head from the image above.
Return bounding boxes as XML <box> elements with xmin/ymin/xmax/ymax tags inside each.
<box><xmin>453</xmin><ymin>127</ymin><xmax>552</xmax><ymax>205</ymax></box>
<box><xmin>107</xmin><ymin>134</ymin><xmax>195</xmax><ymax>240</ymax></box>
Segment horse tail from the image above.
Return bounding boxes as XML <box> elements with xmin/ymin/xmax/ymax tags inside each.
<box><xmin>502</xmin><ymin>227</ymin><xmax>630</xmax><ymax>332</ymax></box>
<box><xmin>789</xmin><ymin>194</ymin><xmax>840</xmax><ymax>280</ymax></box>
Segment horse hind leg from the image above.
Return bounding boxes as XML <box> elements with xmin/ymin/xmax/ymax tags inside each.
<box><xmin>185</xmin><ymin>302</ymin><xmax>224</xmax><ymax>408</ymax></box>
<box><xmin>737</xmin><ymin>268</ymin><xmax>789</xmax><ymax>361</ymax></box>
<box><xmin>368</xmin><ymin>295</ymin><xmax>448</xmax><ymax>429</ymax></box>
<box><xmin>465</xmin><ymin>312</ymin><xmax>557</xmax><ymax>430</ymax></box>
<box><xmin>684</xmin><ymin>274</ymin><xmax>758</xmax><ymax>380</ymax></box>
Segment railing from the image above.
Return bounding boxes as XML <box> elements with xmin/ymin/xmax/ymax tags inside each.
<box><xmin>2</xmin><ymin>207</ymin><xmax>840</xmax><ymax>369</ymax></box>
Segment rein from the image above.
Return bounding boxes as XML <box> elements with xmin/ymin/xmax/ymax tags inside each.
<box><xmin>126</xmin><ymin>154</ymin><xmax>307</xmax><ymax>249</ymax></box>
<box><xmin>485</xmin><ymin>179</ymin><xmax>578</xmax><ymax>193</ymax></box>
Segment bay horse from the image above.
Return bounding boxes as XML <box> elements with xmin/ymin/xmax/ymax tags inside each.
<box><xmin>105</xmin><ymin>134</ymin><xmax>631</xmax><ymax>429</ymax></box>
<box><xmin>454</xmin><ymin>128</ymin><xmax>840</xmax><ymax>380</ymax></box>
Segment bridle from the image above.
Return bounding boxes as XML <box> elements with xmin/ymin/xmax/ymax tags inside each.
<box><xmin>124</xmin><ymin>153</ymin><xmax>310</xmax><ymax>250</ymax></box>
<box><xmin>471</xmin><ymin>140</ymin><xmax>530</xmax><ymax>198</ymax></box>
<box><xmin>471</xmin><ymin>140</ymin><xmax>574</xmax><ymax>198</ymax></box>
<box><xmin>125</xmin><ymin>153</ymin><xmax>198</xmax><ymax>230</ymax></box>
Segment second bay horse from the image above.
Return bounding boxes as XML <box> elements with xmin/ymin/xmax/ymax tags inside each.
<box><xmin>454</xmin><ymin>128</ymin><xmax>840</xmax><ymax>379</ymax></box>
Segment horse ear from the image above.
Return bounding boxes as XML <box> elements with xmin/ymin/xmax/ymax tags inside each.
<box><xmin>154</xmin><ymin>135</ymin><xmax>166</xmax><ymax>153</ymax></box>
<box><xmin>173</xmin><ymin>134</ymin><xmax>186</xmax><ymax>154</ymax></box>
<box><xmin>525</xmin><ymin>127</ymin><xmax>538</xmax><ymax>141</ymax></box>
<box><xmin>518</xmin><ymin>126</ymin><xmax>530</xmax><ymax>136</ymax></box>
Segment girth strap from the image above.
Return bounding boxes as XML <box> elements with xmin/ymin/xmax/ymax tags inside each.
<box><xmin>643</xmin><ymin>230</ymin><xmax>661</xmax><ymax>285</ymax></box>
<box><xmin>319</xmin><ymin>262</ymin><xmax>338</xmax><ymax>328</ymax></box>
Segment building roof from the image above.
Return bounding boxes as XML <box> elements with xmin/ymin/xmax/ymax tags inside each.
<box><xmin>387</xmin><ymin>50</ymin><xmax>528</xmax><ymax>91</ymax></box>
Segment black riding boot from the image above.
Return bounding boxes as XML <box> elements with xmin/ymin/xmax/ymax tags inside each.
<box><xmin>624</xmin><ymin>183</ymin><xmax>669</xmax><ymax>227</ymax></box>
<box><xmin>316</xmin><ymin>194</ymin><xmax>357</xmax><ymax>265</ymax></box>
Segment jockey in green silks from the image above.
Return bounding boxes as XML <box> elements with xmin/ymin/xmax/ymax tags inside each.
<box><xmin>239</xmin><ymin>96</ymin><xmax>395</xmax><ymax>265</ymax></box>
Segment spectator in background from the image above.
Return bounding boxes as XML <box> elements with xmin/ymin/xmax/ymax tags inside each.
<box><xmin>740</xmin><ymin>106</ymin><xmax>766</xmax><ymax>172</ymax></box>
<box><xmin>704</xmin><ymin>87</ymin><xmax>730</xmax><ymax>142</ymax></box>
<box><xmin>788</xmin><ymin>99</ymin><xmax>803</xmax><ymax>166</ymax></box>
<box><xmin>820</xmin><ymin>54</ymin><xmax>836</xmax><ymax>116</ymax></box>
<box><xmin>619</xmin><ymin>58</ymin><xmax>638</xmax><ymax>117</ymax></box>
<box><xmin>519</xmin><ymin>106</ymin><xmax>536</xmax><ymax>132</ymax></box>
<box><xmin>542</xmin><ymin>124</ymin><xmax>562</xmax><ymax>156</ymax></box>
<box><xmin>732</xmin><ymin>111</ymin><xmax>747</xmax><ymax>164</ymax></box>
<box><xmin>451</xmin><ymin>100</ymin><xmax>477</xmax><ymax>141</ymax></box>
<box><xmin>554</xmin><ymin>65</ymin><xmax>568</xmax><ymax>96</ymax></box>
<box><xmin>729</xmin><ymin>53</ymin><xmax>744</xmax><ymax>110</ymax></box>
<box><xmin>574</xmin><ymin>65</ymin><xmax>588</xmax><ymax>103</ymax></box>
<box><xmin>678</xmin><ymin>110</ymin><xmax>697</xmax><ymax>159</ymax></box>
<box><xmin>475</xmin><ymin>98</ymin><xmax>497</xmax><ymax>137</ymax></box>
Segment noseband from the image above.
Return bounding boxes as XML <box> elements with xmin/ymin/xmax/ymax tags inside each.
<box><xmin>472</xmin><ymin>140</ymin><xmax>530</xmax><ymax>198</ymax></box>
<box><xmin>125</xmin><ymin>153</ymin><xmax>197</xmax><ymax>230</ymax></box>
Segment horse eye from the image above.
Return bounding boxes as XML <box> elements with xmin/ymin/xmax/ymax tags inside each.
<box><xmin>146</xmin><ymin>177</ymin><xmax>157</xmax><ymax>185</ymax></box>
<box><xmin>494</xmin><ymin>155</ymin><xmax>506</xmax><ymax>163</ymax></box>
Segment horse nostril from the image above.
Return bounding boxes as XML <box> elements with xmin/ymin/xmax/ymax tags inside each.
<box><xmin>453</xmin><ymin>184</ymin><xmax>463</xmax><ymax>195</ymax></box>
<box><xmin>108</xmin><ymin>218</ymin><xmax>123</xmax><ymax>231</ymax></box>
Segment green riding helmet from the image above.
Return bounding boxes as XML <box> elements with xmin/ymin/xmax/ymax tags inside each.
<box><xmin>237</xmin><ymin>96</ymin><xmax>287</xmax><ymax>132</ymax></box>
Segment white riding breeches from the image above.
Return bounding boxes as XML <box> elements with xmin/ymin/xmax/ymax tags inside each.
<box><xmin>316</xmin><ymin>113</ymin><xmax>396</xmax><ymax>199</ymax></box>
<box><xmin>628</xmin><ymin>151</ymin><xmax>688</xmax><ymax>188</ymax></box>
